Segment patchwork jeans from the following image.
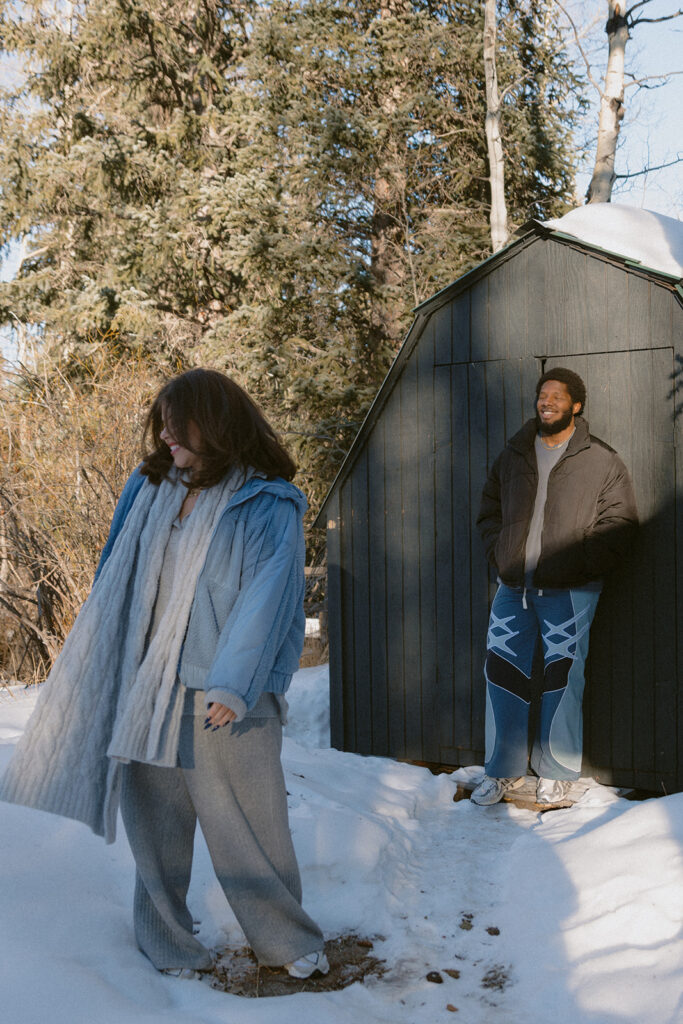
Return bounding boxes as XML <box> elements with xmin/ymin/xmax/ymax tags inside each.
<box><xmin>484</xmin><ymin>583</ymin><xmax>601</xmax><ymax>781</ymax></box>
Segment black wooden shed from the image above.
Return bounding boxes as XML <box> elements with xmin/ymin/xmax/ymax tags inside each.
<box><xmin>315</xmin><ymin>205</ymin><xmax>683</xmax><ymax>793</ymax></box>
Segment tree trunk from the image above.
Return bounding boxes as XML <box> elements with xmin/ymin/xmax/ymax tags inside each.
<box><xmin>483</xmin><ymin>0</ymin><xmax>508</xmax><ymax>252</ymax></box>
<box><xmin>369</xmin><ymin>0</ymin><xmax>409</xmax><ymax>355</ymax></box>
<box><xmin>587</xmin><ymin>2</ymin><xmax>629</xmax><ymax>203</ymax></box>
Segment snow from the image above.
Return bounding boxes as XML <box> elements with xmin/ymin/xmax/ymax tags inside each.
<box><xmin>544</xmin><ymin>203</ymin><xmax>683</xmax><ymax>279</ymax></box>
<box><xmin>2</xmin><ymin>670</ymin><xmax>682</xmax><ymax>1024</ymax></box>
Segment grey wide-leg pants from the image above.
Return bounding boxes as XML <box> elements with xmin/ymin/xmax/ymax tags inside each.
<box><xmin>120</xmin><ymin>706</ymin><xmax>323</xmax><ymax>971</ymax></box>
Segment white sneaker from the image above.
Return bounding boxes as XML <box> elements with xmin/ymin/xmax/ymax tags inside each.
<box><xmin>536</xmin><ymin>778</ymin><xmax>573</xmax><ymax>804</ymax></box>
<box><xmin>161</xmin><ymin>967</ymin><xmax>205</xmax><ymax>980</ymax></box>
<box><xmin>285</xmin><ymin>949</ymin><xmax>330</xmax><ymax>979</ymax></box>
<box><xmin>471</xmin><ymin>775</ymin><xmax>525</xmax><ymax>805</ymax></box>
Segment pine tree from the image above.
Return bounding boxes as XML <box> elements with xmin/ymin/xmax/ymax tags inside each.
<box><xmin>0</xmin><ymin>0</ymin><xmax>583</xmax><ymax>517</ymax></box>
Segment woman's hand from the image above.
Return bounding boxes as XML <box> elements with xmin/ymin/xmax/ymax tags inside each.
<box><xmin>204</xmin><ymin>702</ymin><xmax>237</xmax><ymax>731</ymax></box>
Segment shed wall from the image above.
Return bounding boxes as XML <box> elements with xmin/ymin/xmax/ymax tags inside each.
<box><xmin>327</xmin><ymin>235</ymin><xmax>682</xmax><ymax>790</ymax></box>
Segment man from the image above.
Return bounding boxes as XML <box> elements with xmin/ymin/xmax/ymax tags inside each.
<box><xmin>472</xmin><ymin>368</ymin><xmax>638</xmax><ymax>806</ymax></box>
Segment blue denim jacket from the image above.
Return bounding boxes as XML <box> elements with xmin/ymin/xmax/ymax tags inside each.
<box><xmin>96</xmin><ymin>468</ymin><xmax>307</xmax><ymax>721</ymax></box>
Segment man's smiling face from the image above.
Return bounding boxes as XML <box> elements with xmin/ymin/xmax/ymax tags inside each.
<box><xmin>535</xmin><ymin>380</ymin><xmax>582</xmax><ymax>436</ymax></box>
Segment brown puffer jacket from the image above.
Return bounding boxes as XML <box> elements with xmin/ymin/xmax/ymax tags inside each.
<box><xmin>476</xmin><ymin>417</ymin><xmax>638</xmax><ymax>588</ymax></box>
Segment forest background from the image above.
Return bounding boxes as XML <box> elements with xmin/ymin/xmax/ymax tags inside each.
<box><xmin>0</xmin><ymin>0</ymin><xmax>680</xmax><ymax>683</ymax></box>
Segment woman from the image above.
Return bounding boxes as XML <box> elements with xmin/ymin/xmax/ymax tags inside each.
<box><xmin>0</xmin><ymin>368</ymin><xmax>328</xmax><ymax>980</ymax></box>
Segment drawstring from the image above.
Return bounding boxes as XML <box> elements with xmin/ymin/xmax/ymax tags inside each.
<box><xmin>522</xmin><ymin>587</ymin><xmax>543</xmax><ymax>608</ymax></box>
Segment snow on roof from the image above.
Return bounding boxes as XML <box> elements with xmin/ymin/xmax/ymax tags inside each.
<box><xmin>543</xmin><ymin>203</ymin><xmax>683</xmax><ymax>280</ymax></box>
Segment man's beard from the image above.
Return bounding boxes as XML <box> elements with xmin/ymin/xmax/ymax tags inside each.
<box><xmin>536</xmin><ymin>408</ymin><xmax>575</xmax><ymax>436</ymax></box>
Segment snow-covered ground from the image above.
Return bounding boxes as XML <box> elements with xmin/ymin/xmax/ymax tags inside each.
<box><xmin>1</xmin><ymin>666</ymin><xmax>681</xmax><ymax>1024</ymax></box>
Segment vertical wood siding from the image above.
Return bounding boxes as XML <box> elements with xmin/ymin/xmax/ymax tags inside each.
<box><xmin>327</xmin><ymin>235</ymin><xmax>681</xmax><ymax>790</ymax></box>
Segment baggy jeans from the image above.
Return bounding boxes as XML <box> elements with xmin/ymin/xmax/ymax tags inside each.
<box><xmin>484</xmin><ymin>583</ymin><xmax>601</xmax><ymax>781</ymax></box>
<box><xmin>120</xmin><ymin>703</ymin><xmax>324</xmax><ymax>970</ymax></box>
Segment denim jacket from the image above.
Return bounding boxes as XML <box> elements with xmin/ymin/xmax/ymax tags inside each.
<box><xmin>96</xmin><ymin>468</ymin><xmax>307</xmax><ymax>721</ymax></box>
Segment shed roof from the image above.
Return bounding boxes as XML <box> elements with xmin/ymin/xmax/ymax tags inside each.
<box><xmin>543</xmin><ymin>204</ymin><xmax>683</xmax><ymax>280</ymax></box>
<box><xmin>314</xmin><ymin>206</ymin><xmax>683</xmax><ymax>526</ymax></box>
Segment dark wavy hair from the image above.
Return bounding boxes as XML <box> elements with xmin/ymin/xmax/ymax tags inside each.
<box><xmin>140</xmin><ymin>369</ymin><xmax>296</xmax><ymax>488</ymax></box>
<box><xmin>535</xmin><ymin>367</ymin><xmax>587</xmax><ymax>416</ymax></box>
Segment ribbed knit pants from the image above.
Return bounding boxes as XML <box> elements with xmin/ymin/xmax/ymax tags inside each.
<box><xmin>120</xmin><ymin>708</ymin><xmax>324</xmax><ymax>971</ymax></box>
<box><xmin>484</xmin><ymin>583</ymin><xmax>601</xmax><ymax>781</ymax></box>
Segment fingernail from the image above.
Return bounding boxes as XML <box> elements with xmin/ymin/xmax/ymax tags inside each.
<box><xmin>211</xmin><ymin>725</ymin><xmax>219</xmax><ymax>732</ymax></box>
<box><xmin>204</xmin><ymin>718</ymin><xmax>211</xmax><ymax>726</ymax></box>
<box><xmin>203</xmin><ymin>722</ymin><xmax>212</xmax><ymax>730</ymax></box>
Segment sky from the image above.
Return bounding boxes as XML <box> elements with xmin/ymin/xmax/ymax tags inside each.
<box><xmin>565</xmin><ymin>0</ymin><xmax>683</xmax><ymax>217</ymax></box>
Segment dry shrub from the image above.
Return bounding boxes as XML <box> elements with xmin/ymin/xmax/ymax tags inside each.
<box><xmin>0</xmin><ymin>353</ymin><xmax>165</xmax><ymax>683</ymax></box>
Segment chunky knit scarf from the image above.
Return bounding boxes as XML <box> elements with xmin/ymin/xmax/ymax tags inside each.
<box><xmin>0</xmin><ymin>467</ymin><xmax>244</xmax><ymax>841</ymax></box>
<box><xmin>105</xmin><ymin>467</ymin><xmax>246</xmax><ymax>765</ymax></box>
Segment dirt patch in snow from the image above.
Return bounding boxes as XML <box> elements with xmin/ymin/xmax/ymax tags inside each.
<box><xmin>208</xmin><ymin>934</ymin><xmax>386</xmax><ymax>997</ymax></box>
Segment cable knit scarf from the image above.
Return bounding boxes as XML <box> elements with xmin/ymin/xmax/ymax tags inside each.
<box><xmin>0</xmin><ymin>467</ymin><xmax>245</xmax><ymax>841</ymax></box>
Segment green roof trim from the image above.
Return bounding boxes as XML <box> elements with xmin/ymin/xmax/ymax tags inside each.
<box><xmin>623</xmin><ymin>258</ymin><xmax>680</xmax><ymax>282</ymax></box>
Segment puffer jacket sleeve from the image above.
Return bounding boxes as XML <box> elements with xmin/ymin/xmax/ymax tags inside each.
<box><xmin>476</xmin><ymin>455</ymin><xmax>503</xmax><ymax>568</ymax></box>
<box><xmin>203</xmin><ymin>492</ymin><xmax>305</xmax><ymax>719</ymax></box>
<box><xmin>583</xmin><ymin>453</ymin><xmax>639</xmax><ymax>577</ymax></box>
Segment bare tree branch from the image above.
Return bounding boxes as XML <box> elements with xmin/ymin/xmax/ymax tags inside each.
<box><xmin>624</xmin><ymin>69</ymin><xmax>683</xmax><ymax>88</ymax></box>
<box><xmin>614</xmin><ymin>154</ymin><xmax>683</xmax><ymax>178</ymax></box>
<box><xmin>552</xmin><ymin>0</ymin><xmax>604</xmax><ymax>97</ymax></box>
<box><xmin>631</xmin><ymin>10</ymin><xmax>683</xmax><ymax>27</ymax></box>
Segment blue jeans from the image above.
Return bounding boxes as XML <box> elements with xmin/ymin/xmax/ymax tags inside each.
<box><xmin>484</xmin><ymin>583</ymin><xmax>601</xmax><ymax>780</ymax></box>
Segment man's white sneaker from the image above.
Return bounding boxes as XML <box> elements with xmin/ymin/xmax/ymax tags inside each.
<box><xmin>470</xmin><ymin>775</ymin><xmax>525</xmax><ymax>805</ymax></box>
<box><xmin>536</xmin><ymin>777</ymin><xmax>573</xmax><ymax>805</ymax></box>
<box><xmin>285</xmin><ymin>949</ymin><xmax>330</xmax><ymax>979</ymax></box>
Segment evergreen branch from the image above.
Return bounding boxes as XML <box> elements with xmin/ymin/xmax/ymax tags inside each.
<box><xmin>17</xmin><ymin>246</ymin><xmax>49</xmax><ymax>272</ymax></box>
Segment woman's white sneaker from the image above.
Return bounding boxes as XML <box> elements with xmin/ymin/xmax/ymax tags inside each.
<box><xmin>285</xmin><ymin>949</ymin><xmax>330</xmax><ymax>979</ymax></box>
<box><xmin>161</xmin><ymin>967</ymin><xmax>205</xmax><ymax>980</ymax></box>
<box><xmin>471</xmin><ymin>776</ymin><xmax>525</xmax><ymax>805</ymax></box>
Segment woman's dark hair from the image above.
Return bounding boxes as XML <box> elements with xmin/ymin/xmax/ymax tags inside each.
<box><xmin>535</xmin><ymin>367</ymin><xmax>586</xmax><ymax>416</ymax></box>
<box><xmin>141</xmin><ymin>369</ymin><xmax>296</xmax><ymax>487</ymax></box>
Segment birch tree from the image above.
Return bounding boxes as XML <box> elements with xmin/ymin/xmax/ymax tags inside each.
<box><xmin>483</xmin><ymin>0</ymin><xmax>509</xmax><ymax>251</ymax></box>
<box><xmin>557</xmin><ymin>0</ymin><xmax>683</xmax><ymax>204</ymax></box>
